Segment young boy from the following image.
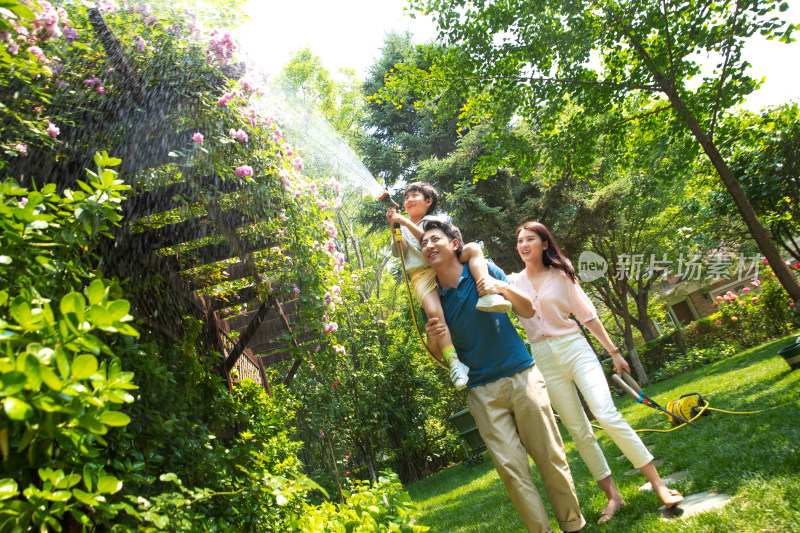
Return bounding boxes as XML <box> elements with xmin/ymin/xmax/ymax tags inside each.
<box><xmin>386</xmin><ymin>182</ymin><xmax>511</xmax><ymax>390</ymax></box>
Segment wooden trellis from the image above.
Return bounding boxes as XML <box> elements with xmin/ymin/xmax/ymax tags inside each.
<box><xmin>9</xmin><ymin>8</ymin><xmax>312</xmax><ymax>394</ymax></box>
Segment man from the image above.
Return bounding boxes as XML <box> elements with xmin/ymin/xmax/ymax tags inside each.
<box><xmin>420</xmin><ymin>220</ymin><xmax>585</xmax><ymax>533</ymax></box>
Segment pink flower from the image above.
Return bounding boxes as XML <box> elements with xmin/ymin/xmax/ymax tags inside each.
<box><xmin>790</xmin><ymin>302</ymin><xmax>796</xmax><ymax>308</ymax></box>
<box><xmin>716</xmin><ymin>295</ymin><xmax>723</xmax><ymax>301</ymax></box>
<box><xmin>345</xmin><ymin>455</ymin><xmax>349</xmax><ymax>459</ymax></box>
<box><xmin>18</xmin><ymin>197</ymin><xmax>28</xmax><ymax>208</ymax></box>
<box><xmin>272</xmin><ymin>129</ymin><xmax>283</xmax><ymax>142</ymax></box>
<box><xmin>217</xmin><ymin>93</ymin><xmax>232</xmax><ymax>106</ymax></box>
<box><xmin>713</xmin><ymin>319</ymin><xmax>722</xmax><ymax>326</ymax></box>
<box><xmin>230</xmin><ymin>128</ymin><xmax>248</xmax><ymax>143</ymax></box>
<box><xmin>97</xmin><ymin>86</ymin><xmax>106</xmax><ymax>94</ymax></box>
<box><xmin>314</xmin><ymin>344</ymin><xmax>321</xmax><ymax>353</ymax></box>
<box><xmin>293</xmin><ymin>157</ymin><xmax>304</xmax><ymax>172</ymax></box>
<box><xmin>46</xmin><ymin>121</ymin><xmax>59</xmax><ymax>139</ymax></box>
<box><xmin>14</xmin><ymin>144</ymin><xmax>27</xmax><ymax>154</ymax></box>
<box><xmin>345</xmin><ymin>471</ymin><xmax>350</xmax><ymax>476</ymax></box>
<box><xmin>234</xmin><ymin>165</ymin><xmax>253</xmax><ymax>178</ymax></box>
<box><xmin>192</xmin><ymin>132</ymin><xmax>204</xmax><ymax>144</ymax></box>
<box><xmin>751</xmin><ymin>297</ymin><xmax>758</xmax><ymax>303</ymax></box>
<box><xmin>28</xmin><ymin>46</ymin><xmax>48</xmax><ymax>63</ymax></box>
<box><xmin>731</xmin><ymin>316</ymin><xmax>738</xmax><ymax>321</ymax></box>
<box><xmin>333</xmin><ymin>201</ymin><xmax>342</xmax><ymax>211</ymax></box>
<box><xmin>334</xmin><ymin>345</ymin><xmax>346</xmax><ymax>355</ymax></box>
<box><xmin>324</xmin><ymin>322</ymin><xmax>338</xmax><ymax>335</ymax></box>
<box><xmin>742</xmin><ymin>287</ymin><xmax>750</xmax><ymax>293</ymax></box>
<box><xmin>331</xmin><ymin>285</ymin><xmax>340</xmax><ymax>295</ymax></box>
<box><xmin>751</xmin><ymin>279</ymin><xmax>761</xmax><ymax>287</ymax></box>
<box><xmin>329</xmin><ymin>180</ymin><xmax>341</xmax><ymax>194</ymax></box>
<box><xmin>293</xmin><ymin>286</ymin><xmax>301</xmax><ymax>298</ymax></box>
<box><xmin>133</xmin><ymin>35</ymin><xmax>146</xmax><ymax>52</ymax></box>
<box><xmin>83</xmin><ymin>77</ymin><xmax>102</xmax><ymax>88</ymax></box>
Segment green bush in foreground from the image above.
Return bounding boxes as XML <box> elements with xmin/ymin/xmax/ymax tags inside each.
<box><xmin>294</xmin><ymin>471</ymin><xmax>428</xmax><ymax>533</ymax></box>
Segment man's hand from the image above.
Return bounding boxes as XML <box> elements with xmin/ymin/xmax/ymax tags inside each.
<box><xmin>476</xmin><ymin>276</ymin><xmax>508</xmax><ymax>296</ymax></box>
<box><xmin>425</xmin><ymin>317</ymin><xmax>446</xmax><ymax>342</ymax></box>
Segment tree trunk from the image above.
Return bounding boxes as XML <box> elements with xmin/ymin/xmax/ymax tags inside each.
<box><xmin>652</xmin><ymin>77</ymin><xmax>800</xmax><ymax>303</ymax></box>
<box><xmin>618</xmin><ymin>288</ymin><xmax>649</xmax><ymax>386</ymax></box>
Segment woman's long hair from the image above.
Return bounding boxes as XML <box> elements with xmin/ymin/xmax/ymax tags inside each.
<box><xmin>515</xmin><ymin>221</ymin><xmax>576</xmax><ymax>282</ymax></box>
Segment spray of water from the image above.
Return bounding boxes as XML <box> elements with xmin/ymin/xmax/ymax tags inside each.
<box><xmin>255</xmin><ymin>85</ymin><xmax>388</xmax><ymax>201</ymax></box>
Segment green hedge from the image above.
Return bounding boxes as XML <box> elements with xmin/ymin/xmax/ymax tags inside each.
<box><xmin>636</xmin><ymin>266</ymin><xmax>800</xmax><ymax>382</ymax></box>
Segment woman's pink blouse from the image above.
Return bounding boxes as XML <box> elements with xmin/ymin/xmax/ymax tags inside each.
<box><xmin>509</xmin><ymin>267</ymin><xmax>598</xmax><ymax>344</ymax></box>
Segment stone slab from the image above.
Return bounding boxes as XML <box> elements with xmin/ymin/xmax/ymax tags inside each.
<box><xmin>640</xmin><ymin>470</ymin><xmax>688</xmax><ymax>491</ymax></box>
<box><xmin>659</xmin><ymin>491</ymin><xmax>732</xmax><ymax>520</ymax></box>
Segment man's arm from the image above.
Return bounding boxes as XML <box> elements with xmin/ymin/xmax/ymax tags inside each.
<box><xmin>424</xmin><ymin>317</ymin><xmax>445</xmax><ymax>358</ymax></box>
<box><xmin>476</xmin><ymin>277</ymin><xmax>535</xmax><ymax>318</ymax></box>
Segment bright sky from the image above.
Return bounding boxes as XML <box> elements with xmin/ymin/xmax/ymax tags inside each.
<box><xmin>238</xmin><ymin>0</ymin><xmax>799</xmax><ymax>113</ymax></box>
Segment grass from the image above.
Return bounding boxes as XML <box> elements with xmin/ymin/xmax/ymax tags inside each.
<box><xmin>406</xmin><ymin>334</ymin><xmax>800</xmax><ymax>532</ymax></box>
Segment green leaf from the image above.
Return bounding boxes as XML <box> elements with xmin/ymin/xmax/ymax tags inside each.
<box><xmin>83</xmin><ymin>465</ymin><xmax>93</xmax><ymax>492</ymax></box>
<box><xmin>106</xmin><ymin>300</ymin><xmax>130</xmax><ymax>322</ymax></box>
<box><xmin>78</xmin><ymin>414</ymin><xmax>107</xmax><ymax>434</ymax></box>
<box><xmin>24</xmin><ymin>355</ymin><xmax>41</xmax><ymax>390</ymax></box>
<box><xmin>71</xmin><ymin>354</ymin><xmax>98</xmax><ymax>380</ymax></box>
<box><xmin>0</xmin><ymin>372</ymin><xmax>27</xmax><ymax>396</ymax></box>
<box><xmin>40</xmin><ymin>365</ymin><xmax>63</xmax><ymax>391</ymax></box>
<box><xmin>60</xmin><ymin>292</ymin><xmax>86</xmax><ymax>319</ymax></box>
<box><xmin>0</xmin><ymin>478</ymin><xmax>19</xmax><ymax>501</ymax></box>
<box><xmin>98</xmin><ymin>410</ymin><xmax>131</xmax><ymax>427</ymax></box>
<box><xmin>9</xmin><ymin>4</ymin><xmax>36</xmax><ymax>20</ymax></box>
<box><xmin>87</xmin><ymin>304</ymin><xmax>112</xmax><ymax>328</ymax></box>
<box><xmin>86</xmin><ymin>280</ymin><xmax>105</xmax><ymax>305</ymax></box>
<box><xmin>10</xmin><ymin>297</ymin><xmax>35</xmax><ymax>328</ymax></box>
<box><xmin>3</xmin><ymin>397</ymin><xmax>33</xmax><ymax>420</ymax></box>
<box><xmin>55</xmin><ymin>347</ymin><xmax>70</xmax><ymax>377</ymax></box>
<box><xmin>72</xmin><ymin>488</ymin><xmax>103</xmax><ymax>506</ymax></box>
<box><xmin>97</xmin><ymin>476</ymin><xmax>122</xmax><ymax>494</ymax></box>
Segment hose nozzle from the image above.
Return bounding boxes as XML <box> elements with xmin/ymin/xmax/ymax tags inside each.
<box><xmin>378</xmin><ymin>190</ymin><xmax>399</xmax><ymax>210</ymax></box>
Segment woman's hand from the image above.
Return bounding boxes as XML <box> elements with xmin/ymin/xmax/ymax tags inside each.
<box><xmin>611</xmin><ymin>352</ymin><xmax>631</xmax><ymax>377</ymax></box>
<box><xmin>475</xmin><ymin>276</ymin><xmax>508</xmax><ymax>296</ymax></box>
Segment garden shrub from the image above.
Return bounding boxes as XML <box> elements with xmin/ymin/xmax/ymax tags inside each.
<box><xmin>641</xmin><ymin>263</ymin><xmax>800</xmax><ymax>383</ymax></box>
<box><xmin>292</xmin><ymin>471</ymin><xmax>428</xmax><ymax>533</ymax></box>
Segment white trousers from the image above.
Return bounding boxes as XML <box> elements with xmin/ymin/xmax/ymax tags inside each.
<box><xmin>530</xmin><ymin>332</ymin><xmax>653</xmax><ymax>481</ymax></box>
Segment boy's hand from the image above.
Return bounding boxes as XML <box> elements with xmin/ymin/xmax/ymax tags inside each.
<box><xmin>476</xmin><ymin>276</ymin><xmax>508</xmax><ymax>296</ymax></box>
<box><xmin>386</xmin><ymin>208</ymin><xmax>406</xmax><ymax>225</ymax></box>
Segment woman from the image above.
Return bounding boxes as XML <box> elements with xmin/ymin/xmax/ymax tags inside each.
<box><xmin>493</xmin><ymin>221</ymin><xmax>683</xmax><ymax>523</ymax></box>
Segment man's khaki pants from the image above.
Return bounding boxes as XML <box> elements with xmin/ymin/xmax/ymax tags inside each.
<box><xmin>468</xmin><ymin>365</ymin><xmax>585</xmax><ymax>533</ymax></box>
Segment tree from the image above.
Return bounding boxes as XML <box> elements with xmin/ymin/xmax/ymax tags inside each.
<box><xmin>402</xmin><ymin>0</ymin><xmax>800</xmax><ymax>302</ymax></box>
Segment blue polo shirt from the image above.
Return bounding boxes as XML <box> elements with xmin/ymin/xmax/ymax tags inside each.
<box><xmin>437</xmin><ymin>263</ymin><xmax>533</xmax><ymax>389</ymax></box>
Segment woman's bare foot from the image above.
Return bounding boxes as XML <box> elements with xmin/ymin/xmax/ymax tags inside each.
<box><xmin>597</xmin><ymin>497</ymin><xmax>626</xmax><ymax>524</ymax></box>
<box><xmin>656</xmin><ymin>488</ymin><xmax>684</xmax><ymax>509</ymax></box>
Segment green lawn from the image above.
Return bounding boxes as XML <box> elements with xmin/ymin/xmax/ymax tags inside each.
<box><xmin>407</xmin><ymin>334</ymin><xmax>800</xmax><ymax>532</ymax></box>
